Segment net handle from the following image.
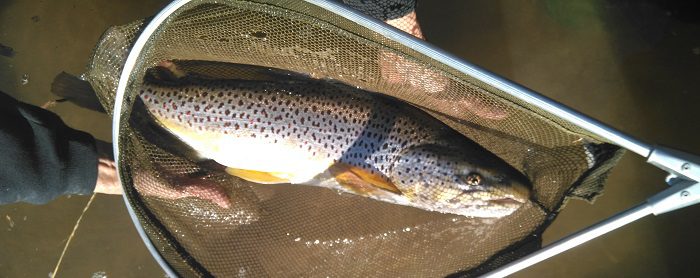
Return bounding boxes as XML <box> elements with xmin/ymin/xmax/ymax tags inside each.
<box><xmin>483</xmin><ymin>179</ymin><xmax>700</xmax><ymax>277</ymax></box>
<box><xmin>482</xmin><ymin>203</ymin><xmax>654</xmax><ymax>278</ymax></box>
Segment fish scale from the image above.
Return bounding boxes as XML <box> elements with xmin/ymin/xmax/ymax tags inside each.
<box><xmin>138</xmin><ymin>77</ymin><xmax>531</xmax><ymax>218</ymax></box>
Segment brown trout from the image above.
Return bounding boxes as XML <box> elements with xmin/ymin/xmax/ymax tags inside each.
<box><xmin>136</xmin><ymin>77</ymin><xmax>531</xmax><ymax>218</ymax></box>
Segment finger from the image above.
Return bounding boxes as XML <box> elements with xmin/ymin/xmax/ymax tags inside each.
<box><xmin>183</xmin><ymin>184</ymin><xmax>232</xmax><ymax>209</ymax></box>
<box><xmin>385</xmin><ymin>11</ymin><xmax>424</xmax><ymax>39</ymax></box>
<box><xmin>157</xmin><ymin>60</ymin><xmax>187</xmax><ymax>78</ymax></box>
<box><xmin>378</xmin><ymin>10</ymin><xmax>510</xmax><ymax>120</ymax></box>
<box><xmin>461</xmin><ymin>95</ymin><xmax>510</xmax><ymax>120</ymax></box>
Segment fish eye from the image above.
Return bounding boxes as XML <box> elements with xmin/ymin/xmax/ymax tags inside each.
<box><xmin>464</xmin><ymin>173</ymin><xmax>482</xmax><ymax>186</ymax></box>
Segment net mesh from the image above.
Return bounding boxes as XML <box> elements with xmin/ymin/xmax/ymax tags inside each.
<box><xmin>84</xmin><ymin>1</ymin><xmax>624</xmax><ymax>276</ymax></box>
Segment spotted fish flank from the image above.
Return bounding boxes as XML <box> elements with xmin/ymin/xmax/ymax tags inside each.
<box><xmin>139</xmin><ymin>78</ymin><xmax>532</xmax><ymax>218</ymax></box>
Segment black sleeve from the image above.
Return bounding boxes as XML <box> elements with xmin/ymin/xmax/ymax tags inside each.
<box><xmin>342</xmin><ymin>0</ymin><xmax>416</xmax><ymax>21</ymax></box>
<box><xmin>0</xmin><ymin>91</ymin><xmax>98</xmax><ymax>205</ymax></box>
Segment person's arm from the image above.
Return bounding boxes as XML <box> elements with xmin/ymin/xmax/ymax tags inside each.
<box><xmin>0</xmin><ymin>91</ymin><xmax>99</xmax><ymax>204</ymax></box>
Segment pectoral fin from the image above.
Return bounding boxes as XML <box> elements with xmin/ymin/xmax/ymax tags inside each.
<box><xmin>225</xmin><ymin>168</ymin><xmax>291</xmax><ymax>184</ymax></box>
<box><xmin>329</xmin><ymin>163</ymin><xmax>401</xmax><ymax>195</ymax></box>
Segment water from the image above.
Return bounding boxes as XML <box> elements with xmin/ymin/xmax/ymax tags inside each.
<box><xmin>0</xmin><ymin>0</ymin><xmax>699</xmax><ymax>277</ymax></box>
<box><xmin>0</xmin><ymin>1</ymin><xmax>169</xmax><ymax>277</ymax></box>
<box><xmin>420</xmin><ymin>1</ymin><xmax>700</xmax><ymax>277</ymax></box>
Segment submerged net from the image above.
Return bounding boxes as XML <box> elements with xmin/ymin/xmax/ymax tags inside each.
<box><xmin>84</xmin><ymin>1</ymin><xmax>624</xmax><ymax>276</ymax></box>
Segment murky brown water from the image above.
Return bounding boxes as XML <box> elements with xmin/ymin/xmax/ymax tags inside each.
<box><xmin>1</xmin><ymin>0</ymin><xmax>699</xmax><ymax>277</ymax></box>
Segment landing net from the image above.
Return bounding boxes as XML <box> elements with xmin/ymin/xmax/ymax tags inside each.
<box><xmin>84</xmin><ymin>1</ymin><xmax>623</xmax><ymax>276</ymax></box>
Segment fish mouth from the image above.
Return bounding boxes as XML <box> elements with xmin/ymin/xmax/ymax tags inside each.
<box><xmin>488</xmin><ymin>197</ymin><xmax>525</xmax><ymax>206</ymax></box>
<box><xmin>491</xmin><ymin>182</ymin><xmax>531</xmax><ymax>205</ymax></box>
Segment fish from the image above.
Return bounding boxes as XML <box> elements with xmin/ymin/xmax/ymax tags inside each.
<box><xmin>51</xmin><ymin>68</ymin><xmax>531</xmax><ymax>217</ymax></box>
<box><xmin>131</xmin><ymin>72</ymin><xmax>532</xmax><ymax>218</ymax></box>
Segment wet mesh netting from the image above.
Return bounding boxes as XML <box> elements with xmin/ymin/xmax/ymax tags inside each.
<box><xmin>83</xmin><ymin>1</ymin><xmax>624</xmax><ymax>276</ymax></box>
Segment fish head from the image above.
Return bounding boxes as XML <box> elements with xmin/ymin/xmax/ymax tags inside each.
<box><xmin>390</xmin><ymin>144</ymin><xmax>532</xmax><ymax>218</ymax></box>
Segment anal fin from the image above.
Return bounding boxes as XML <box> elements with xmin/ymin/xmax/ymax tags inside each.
<box><xmin>329</xmin><ymin>163</ymin><xmax>401</xmax><ymax>195</ymax></box>
<box><xmin>225</xmin><ymin>168</ymin><xmax>292</xmax><ymax>184</ymax></box>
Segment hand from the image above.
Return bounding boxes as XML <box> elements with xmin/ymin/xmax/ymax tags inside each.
<box><xmin>133</xmin><ymin>169</ymin><xmax>232</xmax><ymax>209</ymax></box>
<box><xmin>380</xmin><ymin>11</ymin><xmax>509</xmax><ymax>120</ymax></box>
<box><xmin>93</xmin><ymin>158</ymin><xmax>123</xmax><ymax>195</ymax></box>
<box><xmin>92</xmin><ymin>155</ymin><xmax>231</xmax><ymax>209</ymax></box>
<box><xmin>386</xmin><ymin>11</ymin><xmax>424</xmax><ymax>39</ymax></box>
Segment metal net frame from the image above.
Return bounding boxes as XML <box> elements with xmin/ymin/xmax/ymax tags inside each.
<box><xmin>79</xmin><ymin>0</ymin><xmax>700</xmax><ymax>277</ymax></box>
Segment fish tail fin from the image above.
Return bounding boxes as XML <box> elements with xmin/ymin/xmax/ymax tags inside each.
<box><xmin>50</xmin><ymin>72</ymin><xmax>106</xmax><ymax>113</ymax></box>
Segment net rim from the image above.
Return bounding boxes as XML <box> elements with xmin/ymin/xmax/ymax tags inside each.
<box><xmin>113</xmin><ymin>1</ymin><xmax>192</xmax><ymax>276</ymax></box>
